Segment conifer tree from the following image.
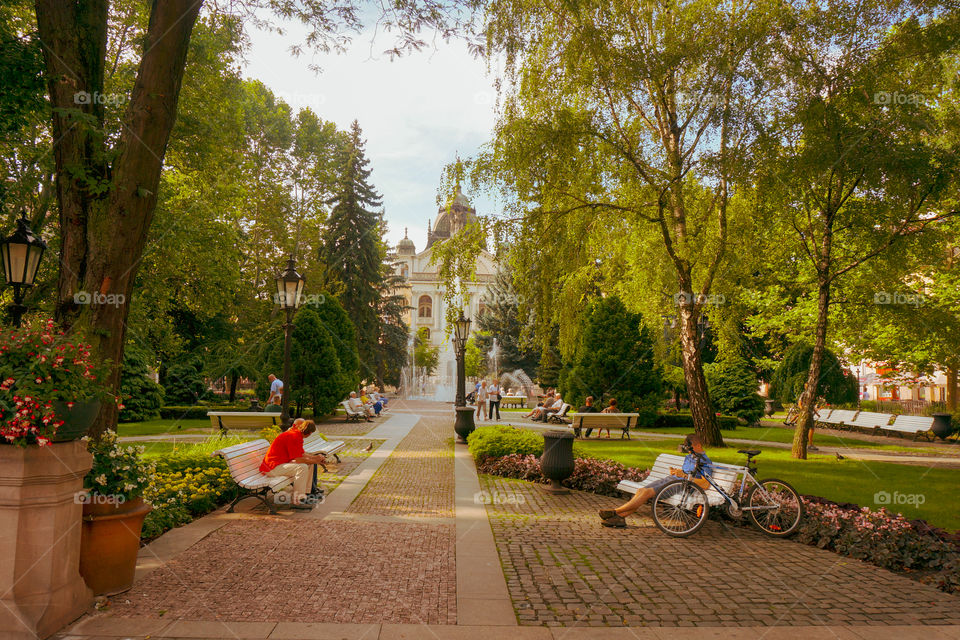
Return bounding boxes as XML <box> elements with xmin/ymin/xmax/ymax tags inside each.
<box><xmin>319</xmin><ymin>120</ymin><xmax>384</xmax><ymax>382</ymax></box>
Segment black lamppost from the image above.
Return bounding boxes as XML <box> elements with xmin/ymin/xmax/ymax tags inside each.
<box><xmin>452</xmin><ymin>310</ymin><xmax>475</xmax><ymax>442</ymax></box>
<box><xmin>275</xmin><ymin>256</ymin><xmax>305</xmax><ymax>427</ymax></box>
<box><xmin>0</xmin><ymin>211</ymin><xmax>47</xmax><ymax>327</ymax></box>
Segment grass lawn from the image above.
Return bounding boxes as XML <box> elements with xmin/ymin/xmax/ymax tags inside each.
<box><xmin>124</xmin><ymin>437</ymin><xmax>256</xmax><ymax>458</ymax></box>
<box><xmin>633</xmin><ymin>424</ymin><xmax>940</xmax><ymax>454</ymax></box>
<box><xmin>578</xmin><ymin>437</ymin><xmax>960</xmax><ymax>531</ymax></box>
<box><xmin>118</xmin><ymin>418</ymin><xmax>213</xmax><ymax>437</ymax></box>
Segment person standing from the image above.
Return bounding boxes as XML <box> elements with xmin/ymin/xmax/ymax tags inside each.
<box><xmin>266</xmin><ymin>374</ymin><xmax>283</xmax><ymax>413</ymax></box>
<box><xmin>476</xmin><ymin>380</ymin><xmax>489</xmax><ymax>421</ymax></box>
<box><xmin>488</xmin><ymin>378</ymin><xmax>501</xmax><ymax>421</ymax></box>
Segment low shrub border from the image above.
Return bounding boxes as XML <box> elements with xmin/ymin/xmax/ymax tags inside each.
<box><xmin>476</xmin><ymin>453</ymin><xmax>959</xmax><ymax>593</ymax></box>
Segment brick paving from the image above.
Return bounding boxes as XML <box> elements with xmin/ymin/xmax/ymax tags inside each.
<box><xmin>482</xmin><ymin>475</ymin><xmax>960</xmax><ymax>628</ymax></box>
<box><xmin>107</xmin><ymin>518</ymin><xmax>456</xmax><ymax>624</ymax></box>
<box><xmin>347</xmin><ymin>416</ymin><xmax>455</xmax><ymax>518</ymax></box>
<box><xmin>315</xmin><ymin>418</ymin><xmax>380</xmax><ymax>436</ymax></box>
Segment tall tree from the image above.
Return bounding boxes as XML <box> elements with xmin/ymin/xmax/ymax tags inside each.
<box><xmin>375</xmin><ymin>246</ymin><xmax>411</xmax><ymax>390</ymax></box>
<box><xmin>470</xmin><ymin>0</ymin><xmax>785</xmax><ymax>445</ymax></box>
<box><xmin>476</xmin><ymin>267</ymin><xmax>540</xmax><ymax>376</ymax></box>
<box><xmin>319</xmin><ymin>120</ymin><xmax>384</xmax><ymax>382</ymax></box>
<box><xmin>33</xmin><ymin>1</ymin><xmax>472</xmax><ymax>437</ymax></box>
<box><xmin>755</xmin><ymin>0</ymin><xmax>960</xmax><ymax>457</ymax></box>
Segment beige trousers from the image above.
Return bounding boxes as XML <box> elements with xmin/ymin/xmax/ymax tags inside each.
<box><xmin>266</xmin><ymin>462</ymin><xmax>310</xmax><ymax>497</ymax></box>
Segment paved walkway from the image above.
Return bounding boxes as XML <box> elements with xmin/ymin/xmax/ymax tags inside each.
<box><xmin>54</xmin><ymin>400</ymin><xmax>960</xmax><ymax>640</ymax></box>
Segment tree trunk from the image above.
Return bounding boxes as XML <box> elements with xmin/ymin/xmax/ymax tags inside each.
<box><xmin>38</xmin><ymin>0</ymin><xmax>202</xmax><ymax>437</ymax></box>
<box><xmin>792</xmin><ymin>277</ymin><xmax>832</xmax><ymax>459</ymax></box>
<box><xmin>228</xmin><ymin>374</ymin><xmax>239</xmax><ymax>403</ymax></box>
<box><xmin>677</xmin><ymin>294</ymin><xmax>723</xmax><ymax>446</ymax></box>
<box><xmin>946</xmin><ymin>363</ymin><xmax>958</xmax><ymax>412</ymax></box>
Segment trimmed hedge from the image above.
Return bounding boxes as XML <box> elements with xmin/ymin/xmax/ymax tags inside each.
<box><xmin>468</xmin><ymin>425</ymin><xmax>587</xmax><ymax>461</ymax></box>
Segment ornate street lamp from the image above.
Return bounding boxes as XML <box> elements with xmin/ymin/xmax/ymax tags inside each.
<box><xmin>452</xmin><ymin>310</ymin><xmax>474</xmax><ymax>442</ymax></box>
<box><xmin>0</xmin><ymin>211</ymin><xmax>47</xmax><ymax>327</ymax></box>
<box><xmin>275</xmin><ymin>256</ymin><xmax>305</xmax><ymax>427</ymax></box>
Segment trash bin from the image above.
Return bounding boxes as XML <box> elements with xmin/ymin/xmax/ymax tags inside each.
<box><xmin>454</xmin><ymin>406</ymin><xmax>476</xmax><ymax>443</ymax></box>
<box><xmin>541</xmin><ymin>430</ymin><xmax>575</xmax><ymax>494</ymax></box>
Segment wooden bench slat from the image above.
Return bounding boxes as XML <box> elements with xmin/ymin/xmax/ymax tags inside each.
<box><xmin>846</xmin><ymin>412</ymin><xmax>894</xmax><ymax>428</ymax></box>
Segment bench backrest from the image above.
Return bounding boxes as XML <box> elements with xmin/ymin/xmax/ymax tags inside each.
<box><xmin>570</xmin><ymin>413</ymin><xmax>639</xmax><ymax>427</ymax></box>
<box><xmin>649</xmin><ymin>453</ymin><xmax>741</xmax><ymax>503</ymax></box>
<box><xmin>821</xmin><ymin>409</ymin><xmax>857</xmax><ymax>424</ymax></box>
<box><xmin>847</xmin><ymin>411</ymin><xmax>893</xmax><ymax>428</ymax></box>
<box><xmin>888</xmin><ymin>414</ymin><xmax>935</xmax><ymax>433</ymax></box>
<box><xmin>302</xmin><ymin>432</ymin><xmax>329</xmax><ymax>447</ymax></box>
<box><xmin>207</xmin><ymin>411</ymin><xmax>280</xmax><ymax>429</ymax></box>
<box><xmin>213</xmin><ymin>438</ymin><xmax>271</xmax><ymax>483</ymax></box>
<box><xmin>342</xmin><ymin>400</ymin><xmax>361</xmax><ymax>415</ymax></box>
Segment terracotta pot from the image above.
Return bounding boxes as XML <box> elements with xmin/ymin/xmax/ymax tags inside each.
<box><xmin>79</xmin><ymin>496</ymin><xmax>152</xmax><ymax>596</ymax></box>
<box><xmin>0</xmin><ymin>440</ymin><xmax>93</xmax><ymax>639</ymax></box>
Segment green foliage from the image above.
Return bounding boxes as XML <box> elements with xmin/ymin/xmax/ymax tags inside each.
<box><xmin>464</xmin><ymin>335</ymin><xmax>485</xmax><ymax>379</ymax></box>
<box><xmin>559</xmin><ymin>297</ymin><xmax>662</xmax><ymax>425</ymax></box>
<box><xmin>770</xmin><ymin>343</ymin><xmax>858</xmax><ymax>406</ymax></box>
<box><xmin>84</xmin><ymin>432</ymin><xmax>155</xmax><ymax>500</ymax></box>
<box><xmin>308</xmin><ymin>293</ymin><xmax>360</xmax><ymax>401</ymax></box>
<box><xmin>705</xmin><ymin>354</ymin><xmax>764</xmax><ymax>425</ymax></box>
<box><xmin>119</xmin><ymin>345</ymin><xmax>165</xmax><ymax>423</ymax></box>
<box><xmin>162</xmin><ymin>356</ymin><xmax>206</xmax><ymax>405</ymax></box>
<box><xmin>319</xmin><ymin>120</ymin><xmax>384</xmax><ymax>382</ymax></box>
<box><xmin>290</xmin><ymin>306</ymin><xmax>343</xmax><ymax>416</ymax></box>
<box><xmin>467</xmin><ymin>425</ymin><xmax>586</xmax><ymax>460</ymax></box>
<box><xmin>414</xmin><ymin>327</ymin><xmax>440</xmax><ymax>376</ymax></box>
<box><xmin>476</xmin><ymin>267</ymin><xmax>540</xmax><ymax>376</ymax></box>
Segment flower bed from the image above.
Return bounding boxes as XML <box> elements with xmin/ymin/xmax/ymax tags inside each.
<box><xmin>477</xmin><ymin>453</ymin><xmax>959</xmax><ymax>593</ymax></box>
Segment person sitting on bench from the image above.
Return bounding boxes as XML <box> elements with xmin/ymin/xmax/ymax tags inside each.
<box><xmin>348</xmin><ymin>391</ymin><xmax>373</xmax><ymax>421</ymax></box>
<box><xmin>259</xmin><ymin>419</ymin><xmax>328</xmax><ymax>510</ymax></box>
<box><xmin>525</xmin><ymin>390</ymin><xmax>557</xmax><ymax>420</ymax></box>
<box><xmin>599</xmin><ymin>434</ymin><xmax>714</xmax><ymax>528</ymax></box>
<box><xmin>578</xmin><ymin>395</ymin><xmax>600</xmax><ymax>437</ymax></box>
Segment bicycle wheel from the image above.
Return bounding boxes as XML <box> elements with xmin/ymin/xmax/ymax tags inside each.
<box><xmin>652</xmin><ymin>480</ymin><xmax>710</xmax><ymax>537</ymax></box>
<box><xmin>746</xmin><ymin>478</ymin><xmax>803</xmax><ymax>537</ymax></box>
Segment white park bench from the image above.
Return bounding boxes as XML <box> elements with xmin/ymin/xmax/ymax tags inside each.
<box><xmin>207</xmin><ymin>411</ymin><xmax>281</xmax><ymax>434</ymax></box>
<box><xmin>569</xmin><ymin>413</ymin><xmax>641</xmax><ymax>439</ymax></box>
<box><xmin>303</xmin><ymin>432</ymin><xmax>346</xmax><ymax>472</ymax></box>
<box><xmin>617</xmin><ymin>453</ymin><xmax>742</xmax><ymax>507</ymax></box>
<box><xmin>885</xmin><ymin>414</ymin><xmax>936</xmax><ymax>441</ymax></box>
<box><xmin>546</xmin><ymin>403</ymin><xmax>573</xmax><ymax>424</ymax></box>
<box><xmin>817</xmin><ymin>409</ymin><xmax>858</xmax><ymax>427</ymax></box>
<box><xmin>501</xmin><ymin>395</ymin><xmax>527</xmax><ymax>408</ymax></box>
<box><xmin>341</xmin><ymin>400</ymin><xmax>368</xmax><ymax>422</ymax></box>
<box><xmin>844</xmin><ymin>411</ymin><xmax>894</xmax><ymax>432</ymax></box>
<box><xmin>212</xmin><ymin>439</ymin><xmax>293</xmax><ymax>514</ymax></box>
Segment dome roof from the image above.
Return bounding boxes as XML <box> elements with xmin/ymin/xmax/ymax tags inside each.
<box><xmin>397</xmin><ymin>228</ymin><xmax>416</xmax><ymax>255</ymax></box>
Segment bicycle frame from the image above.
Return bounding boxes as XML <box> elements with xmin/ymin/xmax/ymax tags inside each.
<box><xmin>690</xmin><ymin>460</ymin><xmax>780</xmax><ymax>513</ymax></box>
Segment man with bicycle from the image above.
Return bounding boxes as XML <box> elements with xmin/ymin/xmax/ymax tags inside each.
<box><xmin>599</xmin><ymin>434</ymin><xmax>714</xmax><ymax>528</ymax></box>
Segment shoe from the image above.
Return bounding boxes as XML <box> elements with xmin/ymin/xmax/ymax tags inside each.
<box><xmin>807</xmin><ymin>445</ymin><xmax>819</xmax><ymax>451</ymax></box>
<box><xmin>601</xmin><ymin>515</ymin><xmax>627</xmax><ymax>528</ymax></box>
<box><xmin>598</xmin><ymin>509</ymin><xmax>617</xmax><ymax>520</ymax></box>
<box><xmin>291</xmin><ymin>501</ymin><xmax>314</xmax><ymax>511</ymax></box>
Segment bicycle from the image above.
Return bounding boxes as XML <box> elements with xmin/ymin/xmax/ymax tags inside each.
<box><xmin>650</xmin><ymin>447</ymin><xmax>803</xmax><ymax>538</ymax></box>
<box><xmin>783</xmin><ymin>404</ymin><xmax>801</xmax><ymax>426</ymax></box>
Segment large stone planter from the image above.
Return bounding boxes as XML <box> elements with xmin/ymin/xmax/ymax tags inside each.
<box><xmin>931</xmin><ymin>413</ymin><xmax>955</xmax><ymax>440</ymax></box>
<box><xmin>0</xmin><ymin>441</ymin><xmax>93</xmax><ymax>639</ymax></box>
<box><xmin>79</xmin><ymin>497</ymin><xmax>152</xmax><ymax>595</ymax></box>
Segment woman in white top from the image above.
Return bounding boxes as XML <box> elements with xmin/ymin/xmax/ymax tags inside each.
<box><xmin>475</xmin><ymin>380</ymin><xmax>489</xmax><ymax>421</ymax></box>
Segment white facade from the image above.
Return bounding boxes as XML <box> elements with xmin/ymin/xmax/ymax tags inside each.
<box><xmin>394</xmin><ymin>186</ymin><xmax>498</xmax><ymax>390</ymax></box>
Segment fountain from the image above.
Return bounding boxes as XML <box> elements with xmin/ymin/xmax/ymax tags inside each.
<box><xmin>499</xmin><ymin>369</ymin><xmax>535</xmax><ymax>405</ymax></box>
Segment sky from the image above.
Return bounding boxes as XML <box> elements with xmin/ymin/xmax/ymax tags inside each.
<box><xmin>244</xmin><ymin>20</ymin><xmax>501</xmax><ymax>251</ymax></box>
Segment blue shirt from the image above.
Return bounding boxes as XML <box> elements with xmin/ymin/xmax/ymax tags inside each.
<box><xmin>681</xmin><ymin>452</ymin><xmax>714</xmax><ymax>479</ymax></box>
<box><xmin>270</xmin><ymin>378</ymin><xmax>283</xmax><ymax>395</ymax></box>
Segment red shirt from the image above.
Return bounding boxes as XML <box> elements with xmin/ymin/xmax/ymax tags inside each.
<box><xmin>259</xmin><ymin>430</ymin><xmax>305</xmax><ymax>473</ymax></box>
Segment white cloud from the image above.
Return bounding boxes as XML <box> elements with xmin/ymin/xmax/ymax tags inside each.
<box><xmin>244</xmin><ymin>20</ymin><xmax>500</xmax><ymax>249</ymax></box>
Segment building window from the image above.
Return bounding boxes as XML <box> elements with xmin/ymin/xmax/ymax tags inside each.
<box><xmin>418</xmin><ymin>295</ymin><xmax>432</xmax><ymax>318</ymax></box>
<box><xmin>422</xmin><ymin>328</ymin><xmax>431</xmax><ymax>340</ymax></box>
<box><xmin>401</xmin><ymin>263</ymin><xmax>409</xmax><ymax>278</ymax></box>
<box><xmin>478</xmin><ymin>302</ymin><xmax>488</xmax><ymax>317</ymax></box>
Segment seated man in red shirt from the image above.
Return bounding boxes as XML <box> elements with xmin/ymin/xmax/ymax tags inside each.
<box><xmin>259</xmin><ymin>419</ymin><xmax>328</xmax><ymax>510</ymax></box>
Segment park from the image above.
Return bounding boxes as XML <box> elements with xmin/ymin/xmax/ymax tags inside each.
<box><xmin>1</xmin><ymin>0</ymin><xmax>960</xmax><ymax>639</ymax></box>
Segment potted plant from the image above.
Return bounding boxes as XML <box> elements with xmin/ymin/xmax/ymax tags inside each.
<box><xmin>0</xmin><ymin>319</ymin><xmax>106</xmax><ymax>638</ymax></box>
<box><xmin>0</xmin><ymin>318</ymin><xmax>110</xmax><ymax>444</ymax></box>
<box><xmin>78</xmin><ymin>431</ymin><xmax>155</xmax><ymax>595</ymax></box>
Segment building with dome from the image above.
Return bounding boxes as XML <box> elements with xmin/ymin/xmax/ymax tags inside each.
<box><xmin>394</xmin><ymin>184</ymin><xmax>498</xmax><ymax>395</ymax></box>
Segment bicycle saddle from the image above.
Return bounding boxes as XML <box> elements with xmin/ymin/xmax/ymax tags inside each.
<box><xmin>738</xmin><ymin>449</ymin><xmax>761</xmax><ymax>457</ymax></box>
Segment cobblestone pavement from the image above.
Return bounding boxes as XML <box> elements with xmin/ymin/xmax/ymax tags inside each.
<box><xmin>482</xmin><ymin>475</ymin><xmax>960</xmax><ymax>628</ymax></box>
<box><xmin>315</xmin><ymin>417</ymin><xmax>381</xmax><ymax>436</ymax></box>
<box><xmin>347</xmin><ymin>416</ymin><xmax>455</xmax><ymax>518</ymax></box>
<box><xmin>107</xmin><ymin>518</ymin><xmax>456</xmax><ymax>624</ymax></box>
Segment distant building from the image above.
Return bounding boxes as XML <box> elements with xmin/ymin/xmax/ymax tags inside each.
<box><xmin>393</xmin><ymin>184</ymin><xmax>497</xmax><ymax>390</ymax></box>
